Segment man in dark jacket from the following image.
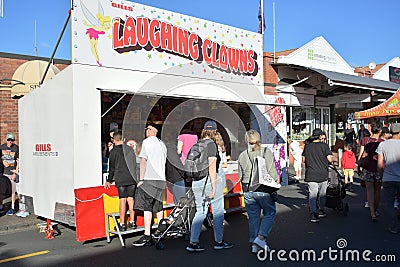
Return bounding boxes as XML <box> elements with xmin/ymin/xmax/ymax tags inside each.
<box><xmin>104</xmin><ymin>130</ymin><xmax>137</xmax><ymax>231</ymax></box>
<box><xmin>302</xmin><ymin>129</ymin><xmax>336</xmax><ymax>223</ymax></box>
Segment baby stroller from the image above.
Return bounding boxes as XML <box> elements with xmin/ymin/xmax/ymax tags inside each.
<box><xmin>153</xmin><ymin>189</ymin><xmax>196</xmax><ymax>249</ymax></box>
<box><xmin>325</xmin><ymin>165</ymin><xmax>349</xmax><ymax>216</ymax></box>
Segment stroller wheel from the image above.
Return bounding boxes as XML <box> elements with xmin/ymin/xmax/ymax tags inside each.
<box><xmin>343</xmin><ymin>203</ymin><xmax>349</xmax><ymax>216</ymax></box>
<box><xmin>156</xmin><ymin>241</ymin><xmax>165</xmax><ymax>250</ymax></box>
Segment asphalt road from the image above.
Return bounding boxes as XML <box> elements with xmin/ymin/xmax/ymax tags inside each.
<box><xmin>0</xmin><ymin>179</ymin><xmax>399</xmax><ymax>267</ymax></box>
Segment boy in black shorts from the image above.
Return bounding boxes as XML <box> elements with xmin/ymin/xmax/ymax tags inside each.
<box><xmin>105</xmin><ymin>131</ymin><xmax>137</xmax><ymax>231</ymax></box>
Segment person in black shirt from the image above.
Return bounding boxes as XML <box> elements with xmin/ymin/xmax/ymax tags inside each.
<box><xmin>186</xmin><ymin>120</ymin><xmax>233</xmax><ymax>252</ymax></box>
<box><xmin>303</xmin><ymin>129</ymin><xmax>336</xmax><ymax>223</ymax></box>
<box><xmin>0</xmin><ymin>133</ymin><xmax>19</xmax><ymax>215</ymax></box>
<box><xmin>344</xmin><ymin>123</ymin><xmax>356</xmax><ymax>147</ymax></box>
<box><xmin>104</xmin><ymin>131</ymin><xmax>137</xmax><ymax>231</ymax></box>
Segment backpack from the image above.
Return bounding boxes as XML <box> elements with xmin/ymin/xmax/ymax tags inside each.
<box><xmin>184</xmin><ymin>139</ymin><xmax>214</xmax><ymax>181</ymax></box>
<box><xmin>359</xmin><ymin>138</ymin><xmax>380</xmax><ymax>172</ymax></box>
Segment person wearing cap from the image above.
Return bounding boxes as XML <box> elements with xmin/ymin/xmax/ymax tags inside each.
<box><xmin>186</xmin><ymin>120</ymin><xmax>233</xmax><ymax>252</ymax></box>
<box><xmin>132</xmin><ymin>124</ymin><xmax>167</xmax><ymax>247</ymax></box>
<box><xmin>302</xmin><ymin>129</ymin><xmax>336</xmax><ymax>223</ymax></box>
<box><xmin>377</xmin><ymin>123</ymin><xmax>400</xmax><ymax>234</ymax></box>
<box><xmin>0</xmin><ymin>133</ymin><xmax>19</xmax><ymax>215</ymax></box>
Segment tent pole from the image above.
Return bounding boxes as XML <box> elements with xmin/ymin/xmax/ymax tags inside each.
<box><xmin>40</xmin><ymin>10</ymin><xmax>71</xmax><ymax>85</ymax></box>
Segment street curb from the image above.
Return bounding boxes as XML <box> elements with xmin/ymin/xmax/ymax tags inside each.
<box><xmin>0</xmin><ymin>216</ymin><xmax>44</xmax><ymax>234</ymax></box>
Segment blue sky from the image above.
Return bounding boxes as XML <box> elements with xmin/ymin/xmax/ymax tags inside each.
<box><xmin>0</xmin><ymin>0</ymin><xmax>398</xmax><ymax>67</ymax></box>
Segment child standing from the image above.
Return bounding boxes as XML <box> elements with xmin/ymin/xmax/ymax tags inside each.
<box><xmin>289</xmin><ymin>139</ymin><xmax>303</xmax><ymax>181</ymax></box>
<box><xmin>341</xmin><ymin>143</ymin><xmax>356</xmax><ymax>191</ymax></box>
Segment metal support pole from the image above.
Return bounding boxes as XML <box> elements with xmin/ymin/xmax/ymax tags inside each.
<box><xmin>40</xmin><ymin>10</ymin><xmax>71</xmax><ymax>85</ymax></box>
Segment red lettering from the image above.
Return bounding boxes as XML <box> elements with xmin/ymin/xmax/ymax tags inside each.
<box><xmin>228</xmin><ymin>48</ymin><xmax>239</xmax><ymax>72</ymax></box>
<box><xmin>239</xmin><ymin>50</ymin><xmax>248</xmax><ymax>73</ymax></box>
<box><xmin>149</xmin><ymin>19</ymin><xmax>161</xmax><ymax>48</ymax></box>
<box><xmin>211</xmin><ymin>41</ymin><xmax>220</xmax><ymax>68</ymax></box>
<box><xmin>112</xmin><ymin>2</ymin><xmax>133</xmax><ymax>12</ymax></box>
<box><xmin>247</xmin><ymin>50</ymin><xmax>255</xmax><ymax>73</ymax></box>
<box><xmin>177</xmin><ymin>28</ymin><xmax>189</xmax><ymax>57</ymax></box>
<box><xmin>111</xmin><ymin>16</ymin><xmax>259</xmax><ymax>77</ymax></box>
<box><xmin>35</xmin><ymin>143</ymin><xmax>52</xmax><ymax>151</ymax></box>
<box><xmin>203</xmin><ymin>39</ymin><xmax>212</xmax><ymax>65</ymax></box>
<box><xmin>136</xmin><ymin>17</ymin><xmax>149</xmax><ymax>47</ymax></box>
<box><xmin>188</xmin><ymin>33</ymin><xmax>199</xmax><ymax>60</ymax></box>
<box><xmin>112</xmin><ymin>18</ymin><xmax>123</xmax><ymax>49</ymax></box>
<box><xmin>172</xmin><ymin>26</ymin><xmax>179</xmax><ymax>53</ymax></box>
<box><xmin>160</xmin><ymin>22</ymin><xmax>173</xmax><ymax>51</ymax></box>
<box><xmin>124</xmin><ymin>17</ymin><xmax>137</xmax><ymax>46</ymax></box>
<box><xmin>219</xmin><ymin>45</ymin><xmax>228</xmax><ymax>70</ymax></box>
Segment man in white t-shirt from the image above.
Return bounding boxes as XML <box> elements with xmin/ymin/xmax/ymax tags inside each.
<box><xmin>377</xmin><ymin>123</ymin><xmax>400</xmax><ymax>234</ymax></box>
<box><xmin>133</xmin><ymin>124</ymin><xmax>167</xmax><ymax>247</ymax></box>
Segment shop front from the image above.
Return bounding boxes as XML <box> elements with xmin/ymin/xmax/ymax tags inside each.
<box><xmin>269</xmin><ymin>37</ymin><xmax>399</xmax><ymax>148</ymax></box>
<box><xmin>18</xmin><ymin>0</ymin><xmax>287</xmax><ymax>242</ymax></box>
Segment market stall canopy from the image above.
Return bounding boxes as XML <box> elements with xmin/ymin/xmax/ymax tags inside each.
<box><xmin>309</xmin><ymin>68</ymin><xmax>399</xmax><ymax>93</ymax></box>
<box><xmin>11</xmin><ymin>60</ymin><xmax>60</xmax><ymax>97</ymax></box>
<box><xmin>272</xmin><ymin>63</ymin><xmax>399</xmax><ymax>98</ymax></box>
<box><xmin>355</xmin><ymin>87</ymin><xmax>400</xmax><ymax>119</ymax></box>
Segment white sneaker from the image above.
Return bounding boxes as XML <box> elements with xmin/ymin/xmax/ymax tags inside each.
<box><xmin>19</xmin><ymin>211</ymin><xmax>30</xmax><ymax>218</ymax></box>
<box><xmin>251</xmin><ymin>244</ymin><xmax>261</xmax><ymax>253</ymax></box>
<box><xmin>394</xmin><ymin>200</ymin><xmax>399</xmax><ymax>209</ymax></box>
<box><xmin>15</xmin><ymin>210</ymin><xmax>24</xmax><ymax>217</ymax></box>
<box><xmin>364</xmin><ymin>202</ymin><xmax>369</xmax><ymax>208</ymax></box>
<box><xmin>253</xmin><ymin>237</ymin><xmax>270</xmax><ymax>252</ymax></box>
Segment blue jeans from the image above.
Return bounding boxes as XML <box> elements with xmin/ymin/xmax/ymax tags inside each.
<box><xmin>308</xmin><ymin>181</ymin><xmax>328</xmax><ymax>213</ymax></box>
<box><xmin>382</xmin><ymin>181</ymin><xmax>400</xmax><ymax>231</ymax></box>
<box><xmin>190</xmin><ymin>174</ymin><xmax>225</xmax><ymax>243</ymax></box>
<box><xmin>244</xmin><ymin>191</ymin><xmax>277</xmax><ymax>243</ymax></box>
<box><xmin>173</xmin><ymin>180</ymin><xmax>186</xmax><ymax>205</ymax></box>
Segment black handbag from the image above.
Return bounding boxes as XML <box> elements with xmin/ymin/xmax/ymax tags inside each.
<box><xmin>358</xmin><ymin>156</ymin><xmax>369</xmax><ymax>169</ymax></box>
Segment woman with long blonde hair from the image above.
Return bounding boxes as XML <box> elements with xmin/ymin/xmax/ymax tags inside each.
<box><xmin>238</xmin><ymin>129</ymin><xmax>279</xmax><ymax>254</ymax></box>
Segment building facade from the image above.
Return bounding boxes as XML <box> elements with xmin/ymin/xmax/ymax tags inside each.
<box><xmin>263</xmin><ymin>36</ymin><xmax>400</xmax><ymax>147</ymax></box>
<box><xmin>0</xmin><ymin>52</ymin><xmax>69</xmax><ymax>141</ymax></box>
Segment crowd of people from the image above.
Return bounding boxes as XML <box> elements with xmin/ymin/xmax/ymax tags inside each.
<box><xmin>2</xmin><ymin>119</ymin><xmax>399</xmax><ymax>254</ymax></box>
<box><xmin>102</xmin><ymin>121</ymin><xmax>235</xmax><ymax>251</ymax></box>
<box><xmin>300</xmin><ymin>122</ymin><xmax>400</xmax><ymax>236</ymax></box>
<box><xmin>99</xmin><ymin>119</ymin><xmax>400</xmax><ymax>254</ymax></box>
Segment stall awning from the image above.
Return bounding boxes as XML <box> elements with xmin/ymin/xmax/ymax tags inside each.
<box><xmin>272</xmin><ymin>63</ymin><xmax>399</xmax><ymax>97</ymax></box>
<box><xmin>355</xmin><ymin>87</ymin><xmax>400</xmax><ymax>119</ymax></box>
<box><xmin>309</xmin><ymin>68</ymin><xmax>399</xmax><ymax>93</ymax></box>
